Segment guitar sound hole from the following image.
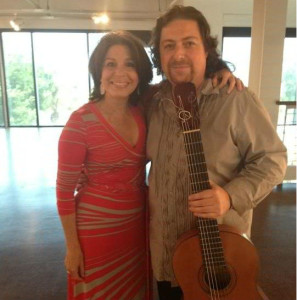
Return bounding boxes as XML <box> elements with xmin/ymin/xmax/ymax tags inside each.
<box><xmin>203</xmin><ymin>266</ymin><xmax>231</xmax><ymax>291</ymax></box>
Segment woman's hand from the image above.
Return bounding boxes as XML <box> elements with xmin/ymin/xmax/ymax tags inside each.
<box><xmin>212</xmin><ymin>69</ymin><xmax>244</xmax><ymax>94</ymax></box>
<box><xmin>76</xmin><ymin>167</ymin><xmax>88</xmax><ymax>193</ymax></box>
<box><xmin>65</xmin><ymin>246</ymin><xmax>85</xmax><ymax>281</ymax></box>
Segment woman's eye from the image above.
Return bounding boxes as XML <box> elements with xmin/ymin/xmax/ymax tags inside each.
<box><xmin>126</xmin><ymin>61</ymin><xmax>136</xmax><ymax>68</ymax></box>
<box><xmin>105</xmin><ymin>61</ymin><xmax>115</xmax><ymax>67</ymax></box>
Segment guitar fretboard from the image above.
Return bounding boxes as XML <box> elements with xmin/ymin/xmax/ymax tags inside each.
<box><xmin>183</xmin><ymin>129</ymin><xmax>226</xmax><ymax>267</ymax></box>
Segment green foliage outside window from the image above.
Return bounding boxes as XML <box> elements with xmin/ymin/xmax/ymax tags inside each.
<box><xmin>6</xmin><ymin>55</ymin><xmax>58</xmax><ymax>126</ymax></box>
<box><xmin>36</xmin><ymin>69</ymin><xmax>59</xmax><ymax>123</ymax></box>
<box><xmin>281</xmin><ymin>68</ymin><xmax>296</xmax><ymax>101</ymax></box>
<box><xmin>6</xmin><ymin>55</ymin><xmax>35</xmax><ymax>125</ymax></box>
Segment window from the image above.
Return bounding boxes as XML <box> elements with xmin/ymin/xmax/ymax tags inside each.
<box><xmin>222</xmin><ymin>28</ymin><xmax>251</xmax><ymax>86</ymax></box>
<box><xmin>88</xmin><ymin>32</ymin><xmax>107</xmax><ymax>55</ymax></box>
<box><xmin>2</xmin><ymin>32</ymin><xmax>36</xmax><ymax>126</ymax></box>
<box><xmin>280</xmin><ymin>36</ymin><xmax>296</xmax><ymax>102</ymax></box>
<box><xmin>145</xmin><ymin>47</ymin><xmax>162</xmax><ymax>84</ymax></box>
<box><xmin>277</xmin><ymin>35</ymin><xmax>296</xmax><ymax>167</ymax></box>
<box><xmin>33</xmin><ymin>32</ymin><xmax>89</xmax><ymax>126</ymax></box>
<box><xmin>222</xmin><ymin>37</ymin><xmax>251</xmax><ymax>86</ymax></box>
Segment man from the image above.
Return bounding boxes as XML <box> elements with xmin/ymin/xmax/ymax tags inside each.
<box><xmin>146</xmin><ymin>5</ymin><xmax>287</xmax><ymax>299</ymax></box>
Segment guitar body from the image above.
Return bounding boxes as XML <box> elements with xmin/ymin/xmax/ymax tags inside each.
<box><xmin>173</xmin><ymin>224</ymin><xmax>263</xmax><ymax>300</ymax></box>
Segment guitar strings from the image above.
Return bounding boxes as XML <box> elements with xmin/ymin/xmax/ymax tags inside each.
<box><xmin>177</xmin><ymin>94</ymin><xmax>217</xmax><ymax>298</ymax></box>
<box><xmin>192</xmin><ymin>92</ymin><xmax>231</xmax><ymax>295</ymax></box>
<box><xmin>182</xmin><ymin>119</ymin><xmax>220</xmax><ymax>300</ymax></box>
<box><xmin>191</xmin><ymin>110</ymin><xmax>231</xmax><ymax>295</ymax></box>
<box><xmin>179</xmin><ymin>98</ymin><xmax>220</xmax><ymax>300</ymax></box>
<box><xmin>194</xmin><ymin>129</ymin><xmax>229</xmax><ymax>297</ymax></box>
<box><xmin>183</xmin><ymin>94</ymin><xmax>220</xmax><ymax>299</ymax></box>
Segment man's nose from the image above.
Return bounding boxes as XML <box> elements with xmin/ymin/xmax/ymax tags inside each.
<box><xmin>173</xmin><ymin>45</ymin><xmax>186</xmax><ymax>60</ymax></box>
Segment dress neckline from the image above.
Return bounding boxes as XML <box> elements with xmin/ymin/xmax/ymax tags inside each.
<box><xmin>89</xmin><ymin>102</ymin><xmax>141</xmax><ymax>149</ymax></box>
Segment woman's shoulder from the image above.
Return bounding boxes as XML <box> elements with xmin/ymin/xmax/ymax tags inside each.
<box><xmin>69</xmin><ymin>102</ymin><xmax>95</xmax><ymax>119</ymax></box>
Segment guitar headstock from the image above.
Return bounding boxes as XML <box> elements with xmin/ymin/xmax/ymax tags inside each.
<box><xmin>173</xmin><ymin>82</ymin><xmax>200</xmax><ymax>131</ymax></box>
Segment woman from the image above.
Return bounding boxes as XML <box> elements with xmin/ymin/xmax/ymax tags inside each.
<box><xmin>56</xmin><ymin>30</ymin><xmax>241</xmax><ymax>300</ymax></box>
<box><xmin>56</xmin><ymin>31</ymin><xmax>153</xmax><ymax>300</ymax></box>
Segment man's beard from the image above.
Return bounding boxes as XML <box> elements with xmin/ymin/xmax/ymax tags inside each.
<box><xmin>168</xmin><ymin>60</ymin><xmax>194</xmax><ymax>84</ymax></box>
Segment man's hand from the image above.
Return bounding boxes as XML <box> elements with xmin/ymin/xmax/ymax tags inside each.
<box><xmin>188</xmin><ymin>182</ymin><xmax>231</xmax><ymax>219</ymax></box>
<box><xmin>212</xmin><ymin>69</ymin><xmax>244</xmax><ymax>94</ymax></box>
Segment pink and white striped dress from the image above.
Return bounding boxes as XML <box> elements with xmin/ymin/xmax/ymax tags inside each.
<box><xmin>56</xmin><ymin>102</ymin><xmax>149</xmax><ymax>300</ymax></box>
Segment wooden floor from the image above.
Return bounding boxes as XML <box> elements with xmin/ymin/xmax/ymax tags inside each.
<box><xmin>0</xmin><ymin>128</ymin><xmax>296</xmax><ymax>300</ymax></box>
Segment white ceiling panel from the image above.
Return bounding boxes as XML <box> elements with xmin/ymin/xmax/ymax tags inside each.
<box><xmin>0</xmin><ymin>0</ymin><xmax>295</xmax><ymax>30</ymax></box>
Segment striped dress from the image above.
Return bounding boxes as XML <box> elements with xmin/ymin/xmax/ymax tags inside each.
<box><xmin>56</xmin><ymin>102</ymin><xmax>148</xmax><ymax>300</ymax></box>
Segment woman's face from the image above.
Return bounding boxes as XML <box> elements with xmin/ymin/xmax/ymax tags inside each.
<box><xmin>101</xmin><ymin>44</ymin><xmax>139</xmax><ymax>101</ymax></box>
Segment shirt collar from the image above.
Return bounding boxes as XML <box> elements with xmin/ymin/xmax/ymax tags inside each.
<box><xmin>156</xmin><ymin>78</ymin><xmax>220</xmax><ymax>102</ymax></box>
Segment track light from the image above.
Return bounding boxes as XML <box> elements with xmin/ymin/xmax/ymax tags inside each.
<box><xmin>92</xmin><ymin>13</ymin><xmax>109</xmax><ymax>25</ymax></box>
<box><xmin>10</xmin><ymin>19</ymin><xmax>22</xmax><ymax>31</ymax></box>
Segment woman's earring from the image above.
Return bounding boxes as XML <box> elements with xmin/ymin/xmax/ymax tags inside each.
<box><xmin>100</xmin><ymin>83</ymin><xmax>105</xmax><ymax>95</ymax></box>
<box><xmin>137</xmin><ymin>86</ymin><xmax>140</xmax><ymax>95</ymax></box>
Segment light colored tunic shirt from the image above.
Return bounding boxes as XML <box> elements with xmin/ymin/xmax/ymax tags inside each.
<box><xmin>146</xmin><ymin>79</ymin><xmax>287</xmax><ymax>283</ymax></box>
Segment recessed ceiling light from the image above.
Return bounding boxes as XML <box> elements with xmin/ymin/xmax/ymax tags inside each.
<box><xmin>9</xmin><ymin>19</ymin><xmax>22</xmax><ymax>31</ymax></box>
<box><xmin>92</xmin><ymin>13</ymin><xmax>109</xmax><ymax>25</ymax></box>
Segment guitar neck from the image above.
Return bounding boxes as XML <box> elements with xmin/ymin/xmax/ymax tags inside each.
<box><xmin>183</xmin><ymin>128</ymin><xmax>225</xmax><ymax>266</ymax></box>
<box><xmin>183</xmin><ymin>128</ymin><xmax>210</xmax><ymax>193</ymax></box>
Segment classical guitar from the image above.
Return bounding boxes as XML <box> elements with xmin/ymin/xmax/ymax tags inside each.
<box><xmin>172</xmin><ymin>82</ymin><xmax>267</xmax><ymax>300</ymax></box>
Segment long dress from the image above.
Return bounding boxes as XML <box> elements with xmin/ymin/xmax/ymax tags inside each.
<box><xmin>56</xmin><ymin>101</ymin><xmax>148</xmax><ymax>300</ymax></box>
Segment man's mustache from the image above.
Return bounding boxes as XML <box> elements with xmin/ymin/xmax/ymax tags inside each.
<box><xmin>170</xmin><ymin>60</ymin><xmax>192</xmax><ymax>67</ymax></box>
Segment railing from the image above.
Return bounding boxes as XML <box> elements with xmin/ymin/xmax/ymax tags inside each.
<box><xmin>276</xmin><ymin>101</ymin><xmax>296</xmax><ymax>181</ymax></box>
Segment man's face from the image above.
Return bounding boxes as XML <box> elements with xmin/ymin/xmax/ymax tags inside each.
<box><xmin>159</xmin><ymin>19</ymin><xmax>208</xmax><ymax>88</ymax></box>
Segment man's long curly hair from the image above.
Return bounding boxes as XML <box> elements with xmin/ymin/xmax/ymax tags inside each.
<box><xmin>150</xmin><ymin>5</ymin><xmax>230</xmax><ymax>78</ymax></box>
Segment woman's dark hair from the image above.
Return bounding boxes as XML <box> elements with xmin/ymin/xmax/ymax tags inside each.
<box><xmin>89</xmin><ymin>30</ymin><xmax>153</xmax><ymax>105</ymax></box>
<box><xmin>150</xmin><ymin>5</ymin><xmax>230</xmax><ymax>78</ymax></box>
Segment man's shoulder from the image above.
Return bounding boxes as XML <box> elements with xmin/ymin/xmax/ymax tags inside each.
<box><xmin>228</xmin><ymin>87</ymin><xmax>260</xmax><ymax>106</ymax></box>
<box><xmin>214</xmin><ymin>86</ymin><xmax>257</xmax><ymax>105</ymax></box>
<box><xmin>214</xmin><ymin>87</ymin><xmax>268</xmax><ymax>120</ymax></box>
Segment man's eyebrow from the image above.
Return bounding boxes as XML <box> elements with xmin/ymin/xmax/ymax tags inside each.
<box><xmin>160</xmin><ymin>39</ymin><xmax>175</xmax><ymax>44</ymax></box>
<box><xmin>182</xmin><ymin>36</ymin><xmax>200</xmax><ymax>41</ymax></box>
<box><xmin>161</xmin><ymin>36</ymin><xmax>199</xmax><ymax>43</ymax></box>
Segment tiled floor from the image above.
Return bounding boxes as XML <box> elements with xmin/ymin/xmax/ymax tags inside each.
<box><xmin>0</xmin><ymin>128</ymin><xmax>295</xmax><ymax>300</ymax></box>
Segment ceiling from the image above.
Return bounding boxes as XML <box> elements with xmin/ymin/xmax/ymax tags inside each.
<box><xmin>0</xmin><ymin>0</ymin><xmax>173</xmax><ymax>21</ymax></box>
<box><xmin>0</xmin><ymin>0</ymin><xmax>295</xmax><ymax>30</ymax></box>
